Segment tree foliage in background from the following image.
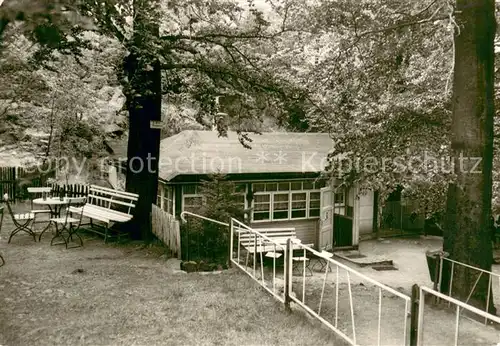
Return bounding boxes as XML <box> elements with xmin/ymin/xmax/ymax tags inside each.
<box><xmin>266</xmin><ymin>0</ymin><xmax>454</xmax><ymax>211</ymax></box>
<box><xmin>0</xmin><ymin>9</ymin><xmax>124</xmax><ymax>182</ymax></box>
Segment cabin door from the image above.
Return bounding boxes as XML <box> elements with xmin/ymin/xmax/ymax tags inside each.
<box><xmin>333</xmin><ymin>187</ymin><xmax>354</xmax><ymax>247</ymax></box>
<box><xmin>319</xmin><ymin>186</ymin><xmax>334</xmax><ymax>250</ymax></box>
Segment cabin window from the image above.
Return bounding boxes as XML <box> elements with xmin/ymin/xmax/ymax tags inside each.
<box><xmin>157</xmin><ymin>183</ymin><xmax>174</xmax><ymax>214</ymax></box>
<box><xmin>251</xmin><ymin>180</ymin><xmax>326</xmax><ymax>222</ymax></box>
<box><xmin>156</xmin><ymin>184</ymin><xmax>162</xmax><ymax>207</ymax></box>
<box><xmin>182</xmin><ymin>184</ymin><xmax>203</xmax><ymax>213</ymax></box>
<box><xmin>163</xmin><ymin>185</ymin><xmax>174</xmax><ymax>214</ymax></box>
<box><xmin>234</xmin><ymin>184</ymin><xmax>247</xmax><ymax>210</ymax></box>
<box><xmin>273</xmin><ymin>193</ymin><xmax>289</xmax><ymax>220</ymax></box>
<box><xmin>181</xmin><ymin>183</ymin><xmax>246</xmax><ymax>214</ymax></box>
<box><xmin>291</xmin><ymin>192</ymin><xmax>307</xmax><ymax>218</ymax></box>
<box><xmin>309</xmin><ymin>192</ymin><xmax>321</xmax><ymax>217</ymax></box>
<box><xmin>183</xmin><ymin>196</ymin><xmax>203</xmax><ymax>213</ymax></box>
<box><xmin>334</xmin><ymin>191</ymin><xmax>345</xmax><ymax>205</ymax></box>
<box><xmin>253</xmin><ymin>194</ymin><xmax>271</xmax><ymax>221</ymax></box>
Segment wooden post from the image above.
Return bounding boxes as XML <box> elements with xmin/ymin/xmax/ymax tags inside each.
<box><xmin>432</xmin><ymin>254</ymin><xmax>440</xmax><ymax>305</ymax></box>
<box><xmin>284</xmin><ymin>237</ymin><xmax>292</xmax><ymax>312</ymax></box>
<box><xmin>410</xmin><ymin>284</ymin><xmax>420</xmax><ymax>346</ymax></box>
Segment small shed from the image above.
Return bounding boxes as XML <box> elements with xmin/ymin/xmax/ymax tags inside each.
<box><xmin>155</xmin><ymin>130</ymin><xmax>376</xmax><ymax>250</ymax></box>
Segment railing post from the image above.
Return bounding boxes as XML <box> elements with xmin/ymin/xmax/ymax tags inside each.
<box><xmin>432</xmin><ymin>254</ymin><xmax>441</xmax><ymax>305</ymax></box>
<box><xmin>228</xmin><ymin>218</ymin><xmax>233</xmax><ymax>268</ymax></box>
<box><xmin>284</xmin><ymin>238</ymin><xmax>292</xmax><ymax>312</ymax></box>
<box><xmin>410</xmin><ymin>284</ymin><xmax>420</xmax><ymax>346</ymax></box>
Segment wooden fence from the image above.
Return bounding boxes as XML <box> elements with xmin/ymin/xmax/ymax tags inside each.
<box><xmin>51</xmin><ymin>184</ymin><xmax>89</xmax><ymax>198</ymax></box>
<box><xmin>0</xmin><ymin>166</ymin><xmax>56</xmax><ymax>202</ymax></box>
<box><xmin>0</xmin><ymin>167</ymin><xmax>16</xmax><ymax>201</ymax></box>
<box><xmin>152</xmin><ymin>204</ymin><xmax>181</xmax><ymax>259</ymax></box>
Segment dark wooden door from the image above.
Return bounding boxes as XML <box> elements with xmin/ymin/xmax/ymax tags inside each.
<box><xmin>334</xmin><ymin>214</ymin><xmax>353</xmax><ymax>247</ymax></box>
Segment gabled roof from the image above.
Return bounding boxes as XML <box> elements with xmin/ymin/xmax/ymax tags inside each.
<box><xmin>158</xmin><ymin>130</ymin><xmax>334</xmax><ymax>181</ymax></box>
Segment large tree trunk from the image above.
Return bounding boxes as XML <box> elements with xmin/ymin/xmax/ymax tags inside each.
<box><xmin>123</xmin><ymin>0</ymin><xmax>161</xmax><ymax>241</ymax></box>
<box><xmin>441</xmin><ymin>0</ymin><xmax>496</xmax><ymax>314</ymax></box>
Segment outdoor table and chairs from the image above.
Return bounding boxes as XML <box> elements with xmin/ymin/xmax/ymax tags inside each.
<box><xmin>32</xmin><ymin>196</ymin><xmax>72</xmax><ymax>241</ymax></box>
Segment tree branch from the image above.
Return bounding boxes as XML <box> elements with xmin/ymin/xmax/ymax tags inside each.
<box><xmin>356</xmin><ymin>12</ymin><xmax>448</xmax><ymax>39</ymax></box>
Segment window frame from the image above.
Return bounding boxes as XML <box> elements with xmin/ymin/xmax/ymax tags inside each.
<box><xmin>182</xmin><ymin>184</ymin><xmax>204</xmax><ymax>213</ymax></box>
<box><xmin>334</xmin><ymin>190</ymin><xmax>345</xmax><ymax>205</ymax></box>
<box><xmin>163</xmin><ymin>185</ymin><xmax>175</xmax><ymax>214</ymax></box>
<box><xmin>233</xmin><ymin>183</ymin><xmax>247</xmax><ymax>212</ymax></box>
<box><xmin>251</xmin><ymin>180</ymin><xmax>323</xmax><ymax>223</ymax></box>
<box><xmin>181</xmin><ymin>183</ymin><xmax>247</xmax><ymax>214</ymax></box>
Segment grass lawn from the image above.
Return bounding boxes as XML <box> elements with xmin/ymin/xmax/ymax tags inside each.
<box><xmin>0</xmin><ymin>227</ymin><xmax>338</xmax><ymax>345</ymax></box>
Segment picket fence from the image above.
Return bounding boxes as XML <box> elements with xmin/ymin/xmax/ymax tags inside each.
<box><xmin>152</xmin><ymin>204</ymin><xmax>181</xmax><ymax>259</ymax></box>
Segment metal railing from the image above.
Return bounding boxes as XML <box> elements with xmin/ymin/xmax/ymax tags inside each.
<box><xmin>417</xmin><ymin>286</ymin><xmax>500</xmax><ymax>346</ymax></box>
<box><xmin>286</xmin><ymin>239</ymin><xmax>411</xmax><ymax>346</ymax></box>
<box><xmin>179</xmin><ymin>211</ymin><xmax>231</xmax><ymax>262</ymax></box>
<box><xmin>229</xmin><ymin>218</ymin><xmax>288</xmax><ymax>303</ymax></box>
<box><xmin>180</xmin><ymin>211</ymin><xmax>229</xmax><ymax>227</ymax></box>
<box><xmin>178</xmin><ymin>214</ymin><xmax>500</xmax><ymax>345</ymax></box>
<box><xmin>438</xmin><ymin>255</ymin><xmax>500</xmax><ymax>325</ymax></box>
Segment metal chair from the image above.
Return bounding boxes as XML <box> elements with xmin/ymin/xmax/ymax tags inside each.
<box><xmin>0</xmin><ymin>206</ymin><xmax>4</xmax><ymax>267</ymax></box>
<box><xmin>49</xmin><ymin>197</ymin><xmax>86</xmax><ymax>249</ymax></box>
<box><xmin>2</xmin><ymin>193</ymin><xmax>36</xmax><ymax>243</ymax></box>
<box><xmin>312</xmin><ymin>243</ymin><xmax>334</xmax><ymax>272</ymax></box>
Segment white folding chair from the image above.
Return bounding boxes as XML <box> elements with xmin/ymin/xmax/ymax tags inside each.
<box><xmin>49</xmin><ymin>197</ymin><xmax>86</xmax><ymax>249</ymax></box>
<box><xmin>2</xmin><ymin>193</ymin><xmax>36</xmax><ymax>243</ymax></box>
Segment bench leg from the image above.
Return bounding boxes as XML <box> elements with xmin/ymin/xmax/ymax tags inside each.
<box><xmin>104</xmin><ymin>224</ymin><xmax>109</xmax><ymax>244</ymax></box>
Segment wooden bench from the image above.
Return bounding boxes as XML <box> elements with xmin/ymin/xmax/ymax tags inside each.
<box><xmin>235</xmin><ymin>227</ymin><xmax>313</xmax><ymax>268</ymax></box>
<box><xmin>68</xmin><ymin>185</ymin><xmax>139</xmax><ymax>243</ymax></box>
<box><xmin>237</xmin><ymin>227</ymin><xmax>297</xmax><ymax>255</ymax></box>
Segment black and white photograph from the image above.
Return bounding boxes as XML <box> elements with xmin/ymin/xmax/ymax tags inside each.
<box><xmin>0</xmin><ymin>0</ymin><xmax>499</xmax><ymax>345</ymax></box>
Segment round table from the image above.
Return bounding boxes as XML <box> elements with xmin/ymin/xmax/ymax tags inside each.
<box><xmin>32</xmin><ymin>197</ymin><xmax>69</xmax><ymax>218</ymax></box>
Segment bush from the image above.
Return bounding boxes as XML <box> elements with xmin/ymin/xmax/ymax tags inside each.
<box><xmin>180</xmin><ymin>174</ymin><xmax>245</xmax><ymax>265</ymax></box>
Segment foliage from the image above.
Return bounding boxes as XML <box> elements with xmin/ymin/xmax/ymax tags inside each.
<box><xmin>0</xmin><ymin>13</ymin><xmax>124</xmax><ymax>181</ymax></box>
<box><xmin>5</xmin><ymin>0</ymin><xmax>500</xmax><ymax>224</ymax></box>
<box><xmin>238</xmin><ymin>0</ymin><xmax>455</xmax><ymax>212</ymax></box>
<box><xmin>198</xmin><ymin>173</ymin><xmax>246</xmax><ymax>221</ymax></box>
<box><xmin>181</xmin><ymin>174</ymin><xmax>245</xmax><ymax>264</ymax></box>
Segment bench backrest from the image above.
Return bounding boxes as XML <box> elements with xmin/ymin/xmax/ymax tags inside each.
<box><xmin>238</xmin><ymin>227</ymin><xmax>296</xmax><ymax>246</ymax></box>
<box><xmin>27</xmin><ymin>187</ymin><xmax>52</xmax><ymax>193</ymax></box>
<box><xmin>87</xmin><ymin>185</ymin><xmax>139</xmax><ymax>215</ymax></box>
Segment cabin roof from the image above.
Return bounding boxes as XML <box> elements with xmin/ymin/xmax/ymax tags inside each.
<box><xmin>158</xmin><ymin>130</ymin><xmax>334</xmax><ymax>181</ymax></box>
